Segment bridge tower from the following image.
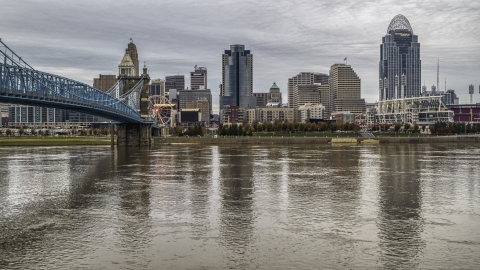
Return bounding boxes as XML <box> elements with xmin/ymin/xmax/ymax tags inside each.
<box><xmin>116</xmin><ymin>48</ymin><xmax>152</xmax><ymax>146</ymax></box>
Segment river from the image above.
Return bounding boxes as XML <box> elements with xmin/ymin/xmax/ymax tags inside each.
<box><xmin>0</xmin><ymin>144</ymin><xmax>479</xmax><ymax>269</ymax></box>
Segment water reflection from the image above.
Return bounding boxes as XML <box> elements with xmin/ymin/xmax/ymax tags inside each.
<box><xmin>377</xmin><ymin>145</ymin><xmax>425</xmax><ymax>269</ymax></box>
<box><xmin>115</xmin><ymin>148</ymin><xmax>153</xmax><ymax>265</ymax></box>
<box><xmin>1</xmin><ymin>144</ymin><xmax>479</xmax><ymax>269</ymax></box>
<box><xmin>217</xmin><ymin>147</ymin><xmax>255</xmax><ymax>268</ymax></box>
<box><xmin>0</xmin><ymin>147</ymin><xmax>113</xmax><ymax>268</ymax></box>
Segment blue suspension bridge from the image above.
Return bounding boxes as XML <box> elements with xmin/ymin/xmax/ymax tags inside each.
<box><xmin>0</xmin><ymin>39</ymin><xmax>155</xmax><ymax>145</ymax></box>
<box><xmin>0</xmin><ymin>39</ymin><xmax>151</xmax><ymax>123</ymax></box>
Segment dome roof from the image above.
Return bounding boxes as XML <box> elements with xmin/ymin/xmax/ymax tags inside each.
<box><xmin>387</xmin><ymin>14</ymin><xmax>413</xmax><ymax>34</ymax></box>
<box><xmin>270</xmin><ymin>82</ymin><xmax>279</xmax><ymax>89</ymax></box>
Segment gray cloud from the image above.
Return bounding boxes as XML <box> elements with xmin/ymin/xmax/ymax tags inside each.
<box><xmin>2</xmin><ymin>0</ymin><xmax>480</xmax><ymax>113</ymax></box>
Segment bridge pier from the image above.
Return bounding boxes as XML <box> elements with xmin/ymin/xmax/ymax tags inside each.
<box><xmin>111</xmin><ymin>122</ymin><xmax>115</xmax><ymax>147</ymax></box>
<box><xmin>152</xmin><ymin>128</ymin><xmax>160</xmax><ymax>137</ymax></box>
<box><xmin>117</xmin><ymin>123</ymin><xmax>152</xmax><ymax>146</ymax></box>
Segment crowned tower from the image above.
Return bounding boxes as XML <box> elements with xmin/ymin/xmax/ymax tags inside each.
<box><xmin>118</xmin><ymin>49</ymin><xmax>136</xmax><ymax>77</ymax></box>
<box><xmin>379</xmin><ymin>14</ymin><xmax>421</xmax><ymax>101</ymax></box>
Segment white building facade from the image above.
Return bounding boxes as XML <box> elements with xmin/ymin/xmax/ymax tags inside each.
<box><xmin>298</xmin><ymin>103</ymin><xmax>325</xmax><ymax>123</ymax></box>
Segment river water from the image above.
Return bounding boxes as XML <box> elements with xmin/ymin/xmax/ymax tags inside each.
<box><xmin>0</xmin><ymin>144</ymin><xmax>479</xmax><ymax>269</ymax></box>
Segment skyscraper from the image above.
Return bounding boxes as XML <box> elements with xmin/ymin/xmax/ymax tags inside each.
<box><xmin>186</xmin><ymin>98</ymin><xmax>210</xmax><ymax>125</ymax></box>
<box><xmin>379</xmin><ymin>14</ymin><xmax>421</xmax><ymax>101</ymax></box>
<box><xmin>178</xmin><ymin>89</ymin><xmax>212</xmax><ymax>114</ymax></box>
<box><xmin>294</xmin><ymin>84</ymin><xmax>321</xmax><ymax>107</ymax></box>
<box><xmin>253</xmin><ymin>93</ymin><xmax>268</xmax><ymax>107</ymax></box>
<box><xmin>150</xmin><ymin>79</ymin><xmax>165</xmax><ymax>96</ymax></box>
<box><xmin>190</xmin><ymin>67</ymin><xmax>207</xmax><ymax>90</ymax></box>
<box><xmin>219</xmin><ymin>44</ymin><xmax>255</xmax><ymax>109</ymax></box>
<box><xmin>128</xmin><ymin>41</ymin><xmax>139</xmax><ymax>76</ymax></box>
<box><xmin>287</xmin><ymin>72</ymin><xmax>328</xmax><ymax>108</ymax></box>
<box><xmin>165</xmin><ymin>75</ymin><xmax>185</xmax><ymax>91</ymax></box>
<box><xmin>329</xmin><ymin>64</ymin><xmax>365</xmax><ymax>114</ymax></box>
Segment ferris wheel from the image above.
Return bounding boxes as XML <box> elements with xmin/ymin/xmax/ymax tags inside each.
<box><xmin>149</xmin><ymin>95</ymin><xmax>175</xmax><ymax>126</ymax></box>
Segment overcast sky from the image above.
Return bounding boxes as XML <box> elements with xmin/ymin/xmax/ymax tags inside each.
<box><xmin>2</xmin><ymin>0</ymin><xmax>480</xmax><ymax>113</ymax></box>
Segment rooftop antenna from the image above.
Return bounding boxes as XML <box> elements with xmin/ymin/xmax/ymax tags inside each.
<box><xmin>437</xmin><ymin>58</ymin><xmax>439</xmax><ymax>96</ymax></box>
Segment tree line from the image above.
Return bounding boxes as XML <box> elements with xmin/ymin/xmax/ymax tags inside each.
<box><xmin>429</xmin><ymin>122</ymin><xmax>480</xmax><ymax>134</ymax></box>
<box><xmin>370</xmin><ymin>122</ymin><xmax>480</xmax><ymax>134</ymax></box>
<box><xmin>217</xmin><ymin>121</ymin><xmax>362</xmax><ymax>136</ymax></box>
<box><xmin>0</xmin><ymin>127</ymin><xmax>113</xmax><ymax>136</ymax></box>
<box><xmin>172</xmin><ymin>124</ymin><xmax>204</xmax><ymax>136</ymax></box>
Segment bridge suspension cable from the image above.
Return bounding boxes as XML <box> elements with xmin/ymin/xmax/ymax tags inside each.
<box><xmin>105</xmin><ymin>78</ymin><xmax>123</xmax><ymax>98</ymax></box>
<box><xmin>0</xmin><ymin>38</ymin><xmax>35</xmax><ymax>70</ymax></box>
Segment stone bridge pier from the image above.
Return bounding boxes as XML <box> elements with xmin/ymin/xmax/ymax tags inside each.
<box><xmin>117</xmin><ymin>123</ymin><xmax>152</xmax><ymax>147</ymax></box>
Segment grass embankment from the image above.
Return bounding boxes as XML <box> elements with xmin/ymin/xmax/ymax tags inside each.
<box><xmin>0</xmin><ymin>136</ymin><xmax>113</xmax><ymax>146</ymax></box>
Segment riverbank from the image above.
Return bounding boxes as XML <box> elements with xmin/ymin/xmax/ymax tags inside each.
<box><xmin>156</xmin><ymin>135</ymin><xmax>480</xmax><ymax>145</ymax></box>
<box><xmin>0</xmin><ymin>136</ymin><xmax>112</xmax><ymax>146</ymax></box>
<box><xmin>2</xmin><ymin>134</ymin><xmax>479</xmax><ymax>146</ymax></box>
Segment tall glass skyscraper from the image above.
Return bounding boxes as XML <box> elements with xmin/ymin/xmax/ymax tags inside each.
<box><xmin>379</xmin><ymin>14</ymin><xmax>421</xmax><ymax>101</ymax></box>
<box><xmin>220</xmin><ymin>45</ymin><xmax>255</xmax><ymax>109</ymax></box>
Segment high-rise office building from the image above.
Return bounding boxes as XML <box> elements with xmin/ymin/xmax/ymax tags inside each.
<box><xmin>128</xmin><ymin>41</ymin><xmax>139</xmax><ymax>76</ymax></box>
<box><xmin>190</xmin><ymin>67</ymin><xmax>207</xmax><ymax>90</ymax></box>
<box><xmin>165</xmin><ymin>75</ymin><xmax>185</xmax><ymax>91</ymax></box>
<box><xmin>329</xmin><ymin>64</ymin><xmax>365</xmax><ymax>114</ymax></box>
<box><xmin>294</xmin><ymin>84</ymin><xmax>321</xmax><ymax>107</ymax></box>
<box><xmin>379</xmin><ymin>14</ymin><xmax>421</xmax><ymax>101</ymax></box>
<box><xmin>186</xmin><ymin>98</ymin><xmax>210</xmax><ymax>125</ymax></box>
<box><xmin>219</xmin><ymin>44</ymin><xmax>255</xmax><ymax>109</ymax></box>
<box><xmin>288</xmin><ymin>72</ymin><xmax>328</xmax><ymax>108</ymax></box>
<box><xmin>150</xmin><ymin>79</ymin><xmax>166</xmax><ymax>96</ymax></box>
<box><xmin>253</xmin><ymin>93</ymin><xmax>268</xmax><ymax>107</ymax></box>
<box><xmin>318</xmin><ymin>84</ymin><xmax>331</xmax><ymax>115</ymax></box>
<box><xmin>178</xmin><ymin>89</ymin><xmax>212</xmax><ymax>115</ymax></box>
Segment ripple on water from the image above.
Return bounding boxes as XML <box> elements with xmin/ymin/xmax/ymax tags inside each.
<box><xmin>1</xmin><ymin>144</ymin><xmax>480</xmax><ymax>269</ymax></box>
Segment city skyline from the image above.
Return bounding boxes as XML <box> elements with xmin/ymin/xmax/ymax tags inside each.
<box><xmin>1</xmin><ymin>0</ymin><xmax>479</xmax><ymax>113</ymax></box>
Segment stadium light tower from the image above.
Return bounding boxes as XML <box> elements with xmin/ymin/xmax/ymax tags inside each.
<box><xmin>469</xmin><ymin>84</ymin><xmax>474</xmax><ymax>104</ymax></box>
